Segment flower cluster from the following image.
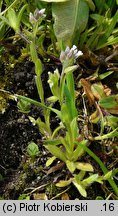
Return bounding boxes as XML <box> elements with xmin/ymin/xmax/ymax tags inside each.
<box><xmin>48</xmin><ymin>69</ymin><xmax>60</xmax><ymax>89</ymax></box>
<box><xmin>60</xmin><ymin>45</ymin><xmax>83</xmax><ymax>63</ymax></box>
<box><xmin>29</xmin><ymin>8</ymin><xmax>46</xmax><ymax>24</ymax></box>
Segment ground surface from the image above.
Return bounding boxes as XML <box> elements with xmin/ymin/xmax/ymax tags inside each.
<box><xmin>0</xmin><ymin>48</ymin><xmax>118</xmax><ymax>199</ymax></box>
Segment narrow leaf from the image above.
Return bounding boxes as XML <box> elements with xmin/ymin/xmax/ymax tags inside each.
<box><xmin>73</xmin><ymin>180</ymin><xmax>87</xmax><ymax>197</ymax></box>
<box><xmin>82</xmin><ymin>174</ymin><xmax>99</xmax><ymax>187</ymax></box>
<box><xmin>45</xmin><ymin>145</ymin><xmax>66</xmax><ymax>162</ymax></box>
<box><xmin>7</xmin><ymin>8</ymin><xmax>17</xmax><ymax>30</ymax></box>
<box><xmin>35</xmin><ymin>59</ymin><xmax>43</xmax><ymax>76</ymax></box>
<box><xmin>40</xmin><ymin>0</ymin><xmax>69</xmax><ymax>2</ymax></box>
<box><xmin>30</xmin><ymin>42</ymin><xmax>38</xmax><ymax>63</ymax></box>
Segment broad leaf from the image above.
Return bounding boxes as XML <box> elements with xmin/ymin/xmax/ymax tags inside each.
<box><xmin>56</xmin><ymin>179</ymin><xmax>72</xmax><ymax>187</ymax></box>
<box><xmin>75</xmin><ymin>162</ymin><xmax>94</xmax><ymax>172</ymax></box>
<box><xmin>52</xmin><ymin>0</ymin><xmax>89</xmax><ymax>45</ymax></box>
<box><xmin>106</xmin><ymin>115</ymin><xmax>118</xmax><ymax>129</ymax></box>
<box><xmin>99</xmin><ymin>95</ymin><xmax>118</xmax><ymax>111</ymax></box>
<box><xmin>27</xmin><ymin>142</ymin><xmax>39</xmax><ymax>158</ymax></box>
<box><xmin>46</xmin><ymin>156</ymin><xmax>56</xmax><ymax>166</ymax></box>
<box><xmin>66</xmin><ymin>160</ymin><xmax>76</xmax><ymax>173</ymax></box>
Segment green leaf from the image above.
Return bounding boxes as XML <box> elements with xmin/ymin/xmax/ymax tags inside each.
<box><xmin>36</xmin><ymin>118</ymin><xmax>50</xmax><ymax>136</ymax></box>
<box><xmin>44</xmin><ymin>139</ymin><xmax>61</xmax><ymax>145</ymax></box>
<box><xmin>73</xmin><ymin>180</ymin><xmax>87</xmax><ymax>197</ymax></box>
<box><xmin>16</xmin><ymin>4</ymin><xmax>27</xmax><ymax>32</ymax></box>
<box><xmin>85</xmin><ymin>0</ymin><xmax>95</xmax><ymax>11</ymax></box>
<box><xmin>66</xmin><ymin>72</ymin><xmax>77</xmax><ymax>118</ymax></box>
<box><xmin>82</xmin><ymin>174</ymin><xmax>99</xmax><ymax>187</ymax></box>
<box><xmin>45</xmin><ymin>145</ymin><xmax>66</xmax><ymax>162</ymax></box>
<box><xmin>96</xmin><ymin>196</ymin><xmax>104</xmax><ymax>200</ymax></box>
<box><xmin>103</xmin><ymin>171</ymin><xmax>112</xmax><ymax>180</ymax></box>
<box><xmin>91</xmin><ymin>83</ymin><xmax>106</xmax><ymax>99</ymax></box>
<box><xmin>52</xmin><ymin>0</ymin><xmax>89</xmax><ymax>45</ymax></box>
<box><xmin>75</xmin><ymin>162</ymin><xmax>94</xmax><ymax>172</ymax></box>
<box><xmin>70</xmin><ymin>117</ymin><xmax>78</xmax><ymax>141</ymax></box>
<box><xmin>40</xmin><ymin>0</ymin><xmax>69</xmax><ymax>2</ymax></box>
<box><xmin>47</xmin><ymin>96</ymin><xmax>58</xmax><ymax>103</ymax></box>
<box><xmin>61</xmin><ymin>103</ymin><xmax>71</xmax><ymax>126</ymax></box>
<box><xmin>73</xmin><ymin>140</ymin><xmax>88</xmax><ymax>162</ymax></box>
<box><xmin>75</xmin><ymin>171</ymin><xmax>86</xmax><ymax>181</ymax></box>
<box><xmin>30</xmin><ymin>42</ymin><xmax>38</xmax><ymax>63</ymax></box>
<box><xmin>95</xmin><ymin>128</ymin><xmax>118</xmax><ymax>140</ymax></box>
<box><xmin>17</xmin><ymin>98</ymin><xmax>31</xmax><ymax>113</ymax></box>
<box><xmin>64</xmin><ymin>65</ymin><xmax>78</xmax><ymax>74</ymax></box>
<box><xmin>106</xmin><ymin>115</ymin><xmax>118</xmax><ymax>129</ymax></box>
<box><xmin>64</xmin><ymin>85</ymin><xmax>77</xmax><ymax>121</ymax></box>
<box><xmin>66</xmin><ymin>160</ymin><xmax>76</xmax><ymax>173</ymax></box>
<box><xmin>7</xmin><ymin>8</ymin><xmax>17</xmax><ymax>31</ymax></box>
<box><xmin>99</xmin><ymin>95</ymin><xmax>118</xmax><ymax>109</ymax></box>
<box><xmin>96</xmin><ymin>11</ymin><xmax>118</xmax><ymax>49</ymax></box>
<box><xmin>35</xmin><ymin>76</ymin><xmax>44</xmax><ymax>103</ymax></box>
<box><xmin>16</xmin><ymin>95</ymin><xmax>62</xmax><ymax>119</ymax></box>
<box><xmin>27</xmin><ymin>142</ymin><xmax>39</xmax><ymax>158</ymax></box>
<box><xmin>46</xmin><ymin>156</ymin><xmax>56</xmax><ymax>166</ymax></box>
<box><xmin>35</xmin><ymin>59</ymin><xmax>43</xmax><ymax>76</ymax></box>
<box><xmin>18</xmin><ymin>194</ymin><xmax>30</xmax><ymax>200</ymax></box>
<box><xmin>99</xmin><ymin>71</ymin><xmax>114</xmax><ymax>80</ymax></box>
<box><xmin>89</xmin><ymin>109</ymin><xmax>101</xmax><ymax>124</ymax></box>
<box><xmin>105</xmin><ymin>11</ymin><xmax>118</xmax><ymax>39</ymax></box>
<box><xmin>0</xmin><ymin>15</ymin><xmax>9</xmax><ymax>26</ymax></box>
<box><xmin>56</xmin><ymin>179</ymin><xmax>72</xmax><ymax>187</ymax></box>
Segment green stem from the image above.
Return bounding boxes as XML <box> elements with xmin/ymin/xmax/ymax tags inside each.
<box><xmin>94</xmin><ymin>128</ymin><xmax>118</xmax><ymax>140</ymax></box>
<box><xmin>16</xmin><ymin>94</ymin><xmax>62</xmax><ymax>119</ymax></box>
<box><xmin>51</xmin><ymin>125</ymin><xmax>64</xmax><ymax>139</ymax></box>
<box><xmin>79</xmin><ymin>143</ymin><xmax>118</xmax><ymax>197</ymax></box>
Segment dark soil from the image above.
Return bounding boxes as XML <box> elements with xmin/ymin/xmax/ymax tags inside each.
<box><xmin>0</xmin><ymin>59</ymin><xmax>68</xmax><ymax>199</ymax></box>
<box><xmin>0</xmin><ymin>52</ymin><xmax>117</xmax><ymax>200</ymax></box>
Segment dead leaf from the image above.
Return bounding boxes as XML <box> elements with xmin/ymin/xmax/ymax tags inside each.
<box><xmin>91</xmin><ymin>82</ymin><xmax>106</xmax><ymax>100</ymax></box>
<box><xmin>106</xmin><ymin>107</ymin><xmax>118</xmax><ymax>115</ymax></box>
<box><xmin>80</xmin><ymin>78</ymin><xmax>95</xmax><ymax>106</ymax></box>
<box><xmin>46</xmin><ymin>162</ymin><xmax>65</xmax><ymax>175</ymax></box>
<box><xmin>61</xmin><ymin>193</ymin><xmax>70</xmax><ymax>200</ymax></box>
<box><xmin>33</xmin><ymin>193</ymin><xmax>48</xmax><ymax>200</ymax></box>
<box><xmin>89</xmin><ymin>109</ymin><xmax>100</xmax><ymax>123</ymax></box>
<box><xmin>104</xmin><ymin>85</ymin><xmax>111</xmax><ymax>96</ymax></box>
